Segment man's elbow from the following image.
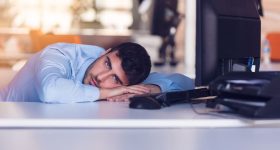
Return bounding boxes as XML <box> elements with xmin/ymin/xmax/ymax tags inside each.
<box><xmin>171</xmin><ymin>73</ymin><xmax>195</xmax><ymax>90</ymax></box>
<box><xmin>38</xmin><ymin>86</ymin><xmax>58</xmax><ymax>103</ymax></box>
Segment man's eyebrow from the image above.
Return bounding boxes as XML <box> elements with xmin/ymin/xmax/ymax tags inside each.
<box><xmin>107</xmin><ymin>56</ymin><xmax>124</xmax><ymax>85</ymax></box>
<box><xmin>106</xmin><ymin>56</ymin><xmax>112</xmax><ymax>68</ymax></box>
<box><xmin>116</xmin><ymin>75</ymin><xmax>124</xmax><ymax>85</ymax></box>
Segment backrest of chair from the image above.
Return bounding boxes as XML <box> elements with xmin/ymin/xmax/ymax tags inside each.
<box><xmin>29</xmin><ymin>29</ymin><xmax>81</xmax><ymax>52</ymax></box>
<box><xmin>38</xmin><ymin>34</ymin><xmax>81</xmax><ymax>50</ymax></box>
<box><xmin>267</xmin><ymin>33</ymin><xmax>280</xmax><ymax>61</ymax></box>
<box><xmin>29</xmin><ymin>29</ymin><xmax>43</xmax><ymax>52</ymax></box>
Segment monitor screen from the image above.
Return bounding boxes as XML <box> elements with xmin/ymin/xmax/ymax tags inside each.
<box><xmin>195</xmin><ymin>0</ymin><xmax>261</xmax><ymax>86</ymax></box>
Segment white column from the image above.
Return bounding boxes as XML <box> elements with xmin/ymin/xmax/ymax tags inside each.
<box><xmin>184</xmin><ymin>0</ymin><xmax>196</xmax><ymax>79</ymax></box>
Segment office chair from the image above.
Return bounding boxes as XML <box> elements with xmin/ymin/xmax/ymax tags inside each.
<box><xmin>29</xmin><ymin>29</ymin><xmax>81</xmax><ymax>51</ymax></box>
<box><xmin>267</xmin><ymin>32</ymin><xmax>280</xmax><ymax>61</ymax></box>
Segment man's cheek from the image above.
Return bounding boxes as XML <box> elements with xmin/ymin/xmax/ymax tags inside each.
<box><xmin>101</xmin><ymin>82</ymin><xmax>118</xmax><ymax>89</ymax></box>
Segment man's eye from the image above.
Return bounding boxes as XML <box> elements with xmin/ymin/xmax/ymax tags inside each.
<box><xmin>113</xmin><ymin>75</ymin><xmax>120</xmax><ymax>84</ymax></box>
<box><xmin>105</xmin><ymin>60</ymin><xmax>111</xmax><ymax>69</ymax></box>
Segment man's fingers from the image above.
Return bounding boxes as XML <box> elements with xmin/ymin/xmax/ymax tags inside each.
<box><xmin>107</xmin><ymin>93</ymin><xmax>135</xmax><ymax>102</ymax></box>
<box><xmin>137</xmin><ymin>85</ymin><xmax>152</xmax><ymax>92</ymax></box>
<box><xmin>132</xmin><ymin>85</ymin><xmax>151</xmax><ymax>91</ymax></box>
<box><xmin>125</xmin><ymin>85</ymin><xmax>150</xmax><ymax>94</ymax></box>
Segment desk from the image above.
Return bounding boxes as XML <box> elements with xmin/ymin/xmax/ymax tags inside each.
<box><xmin>0</xmin><ymin>102</ymin><xmax>279</xmax><ymax>150</ymax></box>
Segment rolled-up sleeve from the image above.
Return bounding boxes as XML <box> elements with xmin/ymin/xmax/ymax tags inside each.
<box><xmin>142</xmin><ymin>72</ymin><xmax>195</xmax><ymax>92</ymax></box>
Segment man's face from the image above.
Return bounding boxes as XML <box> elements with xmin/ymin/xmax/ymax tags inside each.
<box><xmin>83</xmin><ymin>50</ymin><xmax>129</xmax><ymax>88</ymax></box>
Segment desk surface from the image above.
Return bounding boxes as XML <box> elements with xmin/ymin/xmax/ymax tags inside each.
<box><xmin>0</xmin><ymin>101</ymin><xmax>219</xmax><ymax>119</ymax></box>
<box><xmin>0</xmin><ymin>128</ymin><xmax>279</xmax><ymax>150</ymax></box>
<box><xmin>0</xmin><ymin>102</ymin><xmax>280</xmax><ymax>150</ymax></box>
<box><xmin>0</xmin><ymin>101</ymin><xmax>279</xmax><ymax>128</ymax></box>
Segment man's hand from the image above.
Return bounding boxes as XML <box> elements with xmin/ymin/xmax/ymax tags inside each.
<box><xmin>99</xmin><ymin>85</ymin><xmax>150</xmax><ymax>100</ymax></box>
<box><xmin>107</xmin><ymin>93</ymin><xmax>135</xmax><ymax>102</ymax></box>
<box><xmin>106</xmin><ymin>84</ymin><xmax>161</xmax><ymax>102</ymax></box>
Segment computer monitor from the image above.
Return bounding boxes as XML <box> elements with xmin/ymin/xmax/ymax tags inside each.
<box><xmin>195</xmin><ymin>0</ymin><xmax>261</xmax><ymax>86</ymax></box>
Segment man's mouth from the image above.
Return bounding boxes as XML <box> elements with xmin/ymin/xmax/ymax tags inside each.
<box><xmin>90</xmin><ymin>76</ymin><xmax>98</xmax><ymax>86</ymax></box>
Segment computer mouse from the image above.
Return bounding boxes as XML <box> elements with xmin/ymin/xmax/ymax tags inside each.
<box><xmin>129</xmin><ymin>96</ymin><xmax>162</xmax><ymax>109</ymax></box>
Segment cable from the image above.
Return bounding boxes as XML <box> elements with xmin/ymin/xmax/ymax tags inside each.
<box><xmin>189</xmin><ymin>100</ymin><xmax>235</xmax><ymax>119</ymax></box>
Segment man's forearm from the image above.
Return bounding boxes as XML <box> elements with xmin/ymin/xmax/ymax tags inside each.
<box><xmin>99</xmin><ymin>88</ymin><xmax>118</xmax><ymax>99</ymax></box>
<box><xmin>106</xmin><ymin>84</ymin><xmax>161</xmax><ymax>102</ymax></box>
<box><xmin>99</xmin><ymin>85</ymin><xmax>151</xmax><ymax>100</ymax></box>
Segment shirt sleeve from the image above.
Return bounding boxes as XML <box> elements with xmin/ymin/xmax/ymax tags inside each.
<box><xmin>142</xmin><ymin>72</ymin><xmax>195</xmax><ymax>92</ymax></box>
<box><xmin>34</xmin><ymin>43</ymin><xmax>104</xmax><ymax>103</ymax></box>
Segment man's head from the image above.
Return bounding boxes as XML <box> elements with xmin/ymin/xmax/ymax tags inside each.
<box><xmin>83</xmin><ymin>42</ymin><xmax>151</xmax><ymax>88</ymax></box>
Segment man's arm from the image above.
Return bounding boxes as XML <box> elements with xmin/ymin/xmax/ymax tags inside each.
<box><xmin>142</xmin><ymin>72</ymin><xmax>195</xmax><ymax>92</ymax></box>
<box><xmin>107</xmin><ymin>72</ymin><xmax>195</xmax><ymax>101</ymax></box>
<box><xmin>99</xmin><ymin>85</ymin><xmax>151</xmax><ymax>99</ymax></box>
<box><xmin>34</xmin><ymin>43</ymin><xmax>105</xmax><ymax>103</ymax></box>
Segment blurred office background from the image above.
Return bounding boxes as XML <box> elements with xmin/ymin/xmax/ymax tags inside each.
<box><xmin>0</xmin><ymin>0</ymin><xmax>280</xmax><ymax>88</ymax></box>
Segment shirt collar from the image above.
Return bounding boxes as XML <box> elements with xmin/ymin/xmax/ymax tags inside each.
<box><xmin>76</xmin><ymin>58</ymin><xmax>95</xmax><ymax>83</ymax></box>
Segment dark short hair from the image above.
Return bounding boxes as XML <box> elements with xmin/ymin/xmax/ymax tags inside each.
<box><xmin>109</xmin><ymin>42</ymin><xmax>151</xmax><ymax>85</ymax></box>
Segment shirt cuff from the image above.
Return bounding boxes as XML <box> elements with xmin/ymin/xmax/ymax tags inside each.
<box><xmin>83</xmin><ymin>85</ymin><xmax>100</xmax><ymax>102</ymax></box>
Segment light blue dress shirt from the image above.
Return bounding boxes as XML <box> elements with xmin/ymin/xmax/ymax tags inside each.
<box><xmin>0</xmin><ymin>43</ymin><xmax>194</xmax><ymax>103</ymax></box>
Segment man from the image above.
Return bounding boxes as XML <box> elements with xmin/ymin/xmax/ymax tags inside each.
<box><xmin>0</xmin><ymin>42</ymin><xmax>194</xmax><ymax>103</ymax></box>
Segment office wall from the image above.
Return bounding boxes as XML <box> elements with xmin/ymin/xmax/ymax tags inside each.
<box><xmin>262</xmin><ymin>0</ymin><xmax>280</xmax><ymax>34</ymax></box>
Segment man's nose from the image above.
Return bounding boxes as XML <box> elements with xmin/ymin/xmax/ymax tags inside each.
<box><xmin>96</xmin><ymin>70</ymin><xmax>113</xmax><ymax>82</ymax></box>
